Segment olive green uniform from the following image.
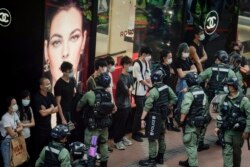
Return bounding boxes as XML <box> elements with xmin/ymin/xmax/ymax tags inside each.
<box><xmin>143</xmin><ymin>85</ymin><xmax>177</xmax><ymax>158</ymax></box>
<box><xmin>77</xmin><ymin>89</ymin><xmax>109</xmax><ymax>162</ymax></box>
<box><xmin>217</xmin><ymin>93</ymin><xmax>250</xmax><ymax>167</ymax></box>
<box><xmin>35</xmin><ymin>141</ymin><xmax>71</xmax><ymax>167</ymax></box>
<box><xmin>181</xmin><ymin>85</ymin><xmax>209</xmax><ymax>167</ymax></box>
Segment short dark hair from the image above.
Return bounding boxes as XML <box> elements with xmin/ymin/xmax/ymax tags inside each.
<box><xmin>20</xmin><ymin>90</ymin><xmax>31</xmax><ymax>99</ymax></box>
<box><xmin>94</xmin><ymin>58</ymin><xmax>108</xmax><ymax>70</ymax></box>
<box><xmin>60</xmin><ymin>61</ymin><xmax>73</xmax><ymax>72</ymax></box>
<box><xmin>191</xmin><ymin>25</ymin><xmax>203</xmax><ymax>39</ymax></box>
<box><xmin>160</xmin><ymin>49</ymin><xmax>171</xmax><ymax>63</ymax></box>
<box><xmin>105</xmin><ymin>56</ymin><xmax>115</xmax><ymax>66</ymax></box>
<box><xmin>139</xmin><ymin>46</ymin><xmax>152</xmax><ymax>56</ymax></box>
<box><xmin>120</xmin><ymin>56</ymin><xmax>132</xmax><ymax>66</ymax></box>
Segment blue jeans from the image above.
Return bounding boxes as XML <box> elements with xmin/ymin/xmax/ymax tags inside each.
<box><xmin>176</xmin><ymin>78</ymin><xmax>187</xmax><ymax>108</ymax></box>
<box><xmin>1</xmin><ymin>138</ymin><xmax>11</xmax><ymax>167</ymax></box>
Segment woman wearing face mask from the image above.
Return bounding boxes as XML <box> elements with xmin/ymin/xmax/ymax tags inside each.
<box><xmin>0</xmin><ymin>97</ymin><xmax>23</xmax><ymax>167</ymax></box>
<box><xmin>174</xmin><ymin>43</ymin><xmax>197</xmax><ymax>108</ymax></box>
<box><xmin>44</xmin><ymin>1</ymin><xmax>87</xmax><ymax>91</ymax></box>
<box><xmin>156</xmin><ymin>49</ymin><xmax>180</xmax><ymax>132</ymax></box>
<box><xmin>17</xmin><ymin>90</ymin><xmax>35</xmax><ymax>166</ymax></box>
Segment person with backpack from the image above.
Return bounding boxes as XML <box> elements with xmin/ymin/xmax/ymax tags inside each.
<box><xmin>138</xmin><ymin>68</ymin><xmax>177</xmax><ymax>166</ymax></box>
<box><xmin>76</xmin><ymin>73</ymin><xmax>115</xmax><ymax>167</ymax></box>
<box><xmin>215</xmin><ymin>78</ymin><xmax>250</xmax><ymax>167</ymax></box>
<box><xmin>132</xmin><ymin>46</ymin><xmax>153</xmax><ymax>142</ymax></box>
<box><xmin>35</xmin><ymin>124</ymin><xmax>71</xmax><ymax>167</ymax></box>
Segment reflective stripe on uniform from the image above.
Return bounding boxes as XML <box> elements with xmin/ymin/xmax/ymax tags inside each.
<box><xmin>158</xmin><ymin>85</ymin><xmax>168</xmax><ymax>92</ymax></box>
<box><xmin>45</xmin><ymin>146</ymin><xmax>60</xmax><ymax>154</ymax></box>
<box><xmin>211</xmin><ymin>68</ymin><xmax>229</xmax><ymax>72</ymax></box>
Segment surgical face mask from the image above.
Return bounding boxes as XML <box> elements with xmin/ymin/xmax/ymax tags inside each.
<box><xmin>102</xmin><ymin>67</ymin><xmax>108</xmax><ymax>73</ymax></box>
<box><xmin>109</xmin><ymin>65</ymin><xmax>115</xmax><ymax>72</ymax></box>
<box><xmin>22</xmin><ymin>99</ymin><xmax>30</xmax><ymax>107</ymax></box>
<box><xmin>145</xmin><ymin>55</ymin><xmax>152</xmax><ymax>62</ymax></box>
<box><xmin>45</xmin><ymin>84</ymin><xmax>52</xmax><ymax>92</ymax></box>
<box><xmin>223</xmin><ymin>86</ymin><xmax>229</xmax><ymax>93</ymax></box>
<box><xmin>167</xmin><ymin>58</ymin><xmax>173</xmax><ymax>64</ymax></box>
<box><xmin>68</xmin><ymin>71</ymin><xmax>74</xmax><ymax>78</ymax></box>
<box><xmin>127</xmin><ymin>66</ymin><xmax>133</xmax><ymax>72</ymax></box>
<box><xmin>182</xmin><ymin>52</ymin><xmax>189</xmax><ymax>58</ymax></box>
<box><xmin>199</xmin><ymin>34</ymin><xmax>205</xmax><ymax>41</ymax></box>
<box><xmin>12</xmin><ymin>104</ymin><xmax>18</xmax><ymax>112</ymax></box>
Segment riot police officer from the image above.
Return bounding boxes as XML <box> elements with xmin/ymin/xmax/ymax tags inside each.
<box><xmin>77</xmin><ymin>73</ymin><xmax>114</xmax><ymax>167</ymax></box>
<box><xmin>199</xmin><ymin>50</ymin><xmax>236</xmax><ymax>102</ymax></box>
<box><xmin>198</xmin><ymin>50</ymin><xmax>237</xmax><ymax>151</ymax></box>
<box><xmin>35</xmin><ymin>124</ymin><xmax>71</xmax><ymax>167</ymax></box>
<box><xmin>215</xmin><ymin>78</ymin><xmax>250</xmax><ymax>167</ymax></box>
<box><xmin>138</xmin><ymin>68</ymin><xmax>178</xmax><ymax>167</ymax></box>
<box><xmin>69</xmin><ymin>141</ymin><xmax>88</xmax><ymax>167</ymax></box>
<box><xmin>229</xmin><ymin>52</ymin><xmax>244</xmax><ymax>93</ymax></box>
<box><xmin>178</xmin><ymin>72</ymin><xmax>209</xmax><ymax>167</ymax></box>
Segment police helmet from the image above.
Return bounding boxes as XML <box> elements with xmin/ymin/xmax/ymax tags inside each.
<box><xmin>95</xmin><ymin>73</ymin><xmax>111</xmax><ymax>88</ymax></box>
<box><xmin>151</xmin><ymin>68</ymin><xmax>166</xmax><ymax>83</ymax></box>
<box><xmin>51</xmin><ymin>124</ymin><xmax>71</xmax><ymax>139</ymax></box>
<box><xmin>185</xmin><ymin>72</ymin><xmax>200</xmax><ymax>87</ymax></box>
<box><xmin>229</xmin><ymin>52</ymin><xmax>242</xmax><ymax>65</ymax></box>
<box><xmin>214</xmin><ymin>50</ymin><xmax>229</xmax><ymax>64</ymax></box>
<box><xmin>69</xmin><ymin>141</ymin><xmax>86</xmax><ymax>157</ymax></box>
<box><xmin>226</xmin><ymin>78</ymin><xmax>238</xmax><ymax>90</ymax></box>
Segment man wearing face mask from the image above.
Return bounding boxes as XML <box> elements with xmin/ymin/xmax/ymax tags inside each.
<box><xmin>215</xmin><ymin>78</ymin><xmax>250</xmax><ymax>167</ymax></box>
<box><xmin>31</xmin><ymin>77</ymin><xmax>58</xmax><ymax>165</ymax></box>
<box><xmin>54</xmin><ymin>61</ymin><xmax>76</xmax><ymax>125</ymax></box>
<box><xmin>189</xmin><ymin>25</ymin><xmax>207</xmax><ymax>73</ymax></box>
<box><xmin>113</xmin><ymin>56</ymin><xmax>134</xmax><ymax>150</ymax></box>
<box><xmin>86</xmin><ymin>58</ymin><xmax>108</xmax><ymax>91</ymax></box>
<box><xmin>132</xmin><ymin>46</ymin><xmax>153</xmax><ymax>142</ymax></box>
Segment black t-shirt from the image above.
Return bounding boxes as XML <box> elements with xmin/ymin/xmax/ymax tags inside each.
<box><xmin>54</xmin><ymin>78</ymin><xmax>75</xmax><ymax>113</ymax></box>
<box><xmin>32</xmin><ymin>92</ymin><xmax>56</xmax><ymax>131</ymax></box>
<box><xmin>174</xmin><ymin>58</ymin><xmax>193</xmax><ymax>71</ymax></box>
<box><xmin>115</xmin><ymin>73</ymin><xmax>133</xmax><ymax>109</ymax></box>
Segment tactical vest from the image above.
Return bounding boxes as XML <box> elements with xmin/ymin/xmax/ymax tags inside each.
<box><xmin>43</xmin><ymin>142</ymin><xmax>64</xmax><ymax>167</ymax></box>
<box><xmin>208</xmin><ymin>64</ymin><xmax>230</xmax><ymax>93</ymax></box>
<box><xmin>87</xmin><ymin>88</ymin><xmax>114</xmax><ymax>129</ymax></box>
<box><xmin>152</xmin><ymin>83</ymin><xmax>169</xmax><ymax>115</ymax></box>
<box><xmin>146</xmin><ymin>83</ymin><xmax>169</xmax><ymax>140</ymax></box>
<box><xmin>186</xmin><ymin>86</ymin><xmax>207</xmax><ymax>127</ymax></box>
<box><xmin>221</xmin><ymin>95</ymin><xmax>246</xmax><ymax>131</ymax></box>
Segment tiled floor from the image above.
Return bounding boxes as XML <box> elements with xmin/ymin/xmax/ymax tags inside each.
<box><xmin>108</xmin><ymin>119</ymin><xmax>250</xmax><ymax>167</ymax></box>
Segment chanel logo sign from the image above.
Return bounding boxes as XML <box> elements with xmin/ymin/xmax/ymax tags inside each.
<box><xmin>0</xmin><ymin>8</ymin><xmax>11</xmax><ymax>27</ymax></box>
<box><xmin>204</xmin><ymin>10</ymin><xmax>219</xmax><ymax>35</ymax></box>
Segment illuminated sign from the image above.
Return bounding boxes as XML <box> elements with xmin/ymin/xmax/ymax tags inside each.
<box><xmin>204</xmin><ymin>10</ymin><xmax>219</xmax><ymax>35</ymax></box>
<box><xmin>0</xmin><ymin>8</ymin><xmax>11</xmax><ymax>27</ymax></box>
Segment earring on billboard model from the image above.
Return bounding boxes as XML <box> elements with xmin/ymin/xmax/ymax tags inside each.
<box><xmin>43</xmin><ymin>59</ymin><xmax>50</xmax><ymax>72</ymax></box>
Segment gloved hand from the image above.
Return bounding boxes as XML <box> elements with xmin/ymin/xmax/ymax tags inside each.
<box><xmin>178</xmin><ymin>121</ymin><xmax>185</xmax><ymax>128</ymax></box>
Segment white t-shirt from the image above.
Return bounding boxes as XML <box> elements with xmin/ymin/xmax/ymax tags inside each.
<box><xmin>132</xmin><ymin>60</ymin><xmax>151</xmax><ymax>96</ymax></box>
<box><xmin>0</xmin><ymin>112</ymin><xmax>20</xmax><ymax>138</ymax></box>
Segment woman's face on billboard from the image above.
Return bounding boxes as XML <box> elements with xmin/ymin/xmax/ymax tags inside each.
<box><xmin>45</xmin><ymin>6</ymin><xmax>86</xmax><ymax>83</ymax></box>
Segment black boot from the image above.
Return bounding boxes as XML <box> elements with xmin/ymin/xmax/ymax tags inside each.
<box><xmin>169</xmin><ymin>118</ymin><xmax>181</xmax><ymax>132</ymax></box>
<box><xmin>155</xmin><ymin>152</ymin><xmax>164</xmax><ymax>164</ymax></box>
<box><xmin>138</xmin><ymin>157</ymin><xmax>156</xmax><ymax>167</ymax></box>
<box><xmin>197</xmin><ymin>141</ymin><xmax>210</xmax><ymax>152</ymax></box>
<box><xmin>100</xmin><ymin>161</ymin><xmax>108</xmax><ymax>167</ymax></box>
<box><xmin>179</xmin><ymin>159</ymin><xmax>190</xmax><ymax>167</ymax></box>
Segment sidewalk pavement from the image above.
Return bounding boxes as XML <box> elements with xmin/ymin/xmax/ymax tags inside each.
<box><xmin>108</xmin><ymin>119</ymin><xmax>250</xmax><ymax>167</ymax></box>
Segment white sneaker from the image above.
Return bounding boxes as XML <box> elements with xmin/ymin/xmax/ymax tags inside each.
<box><xmin>122</xmin><ymin>137</ymin><xmax>133</xmax><ymax>146</ymax></box>
<box><xmin>115</xmin><ymin>141</ymin><xmax>126</xmax><ymax>150</ymax></box>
